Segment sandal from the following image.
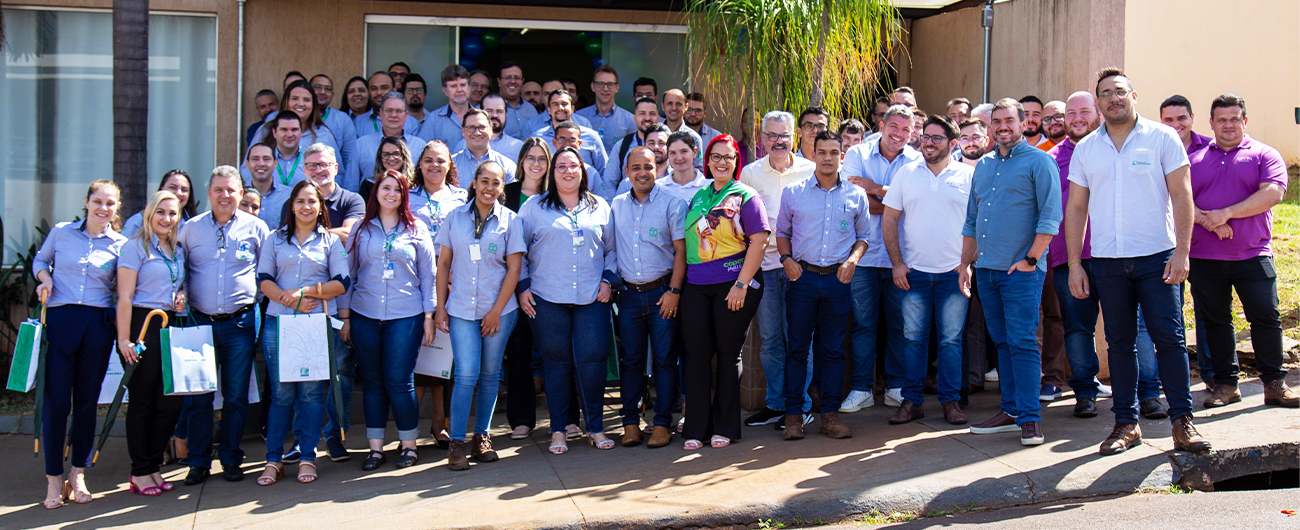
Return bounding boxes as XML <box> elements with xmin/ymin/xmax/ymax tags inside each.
<box><xmin>361</xmin><ymin>450</ymin><xmax>387</xmax><ymax>471</ymax></box>
<box><xmin>44</xmin><ymin>482</ymin><xmax>67</xmax><ymax>509</ymax></box>
<box><xmin>510</xmin><ymin>425</ymin><xmax>532</xmax><ymax>440</ymax></box>
<box><xmin>710</xmin><ymin>435</ymin><xmax>731</xmax><ymax>448</ymax></box>
<box><xmin>564</xmin><ymin>424</ymin><xmax>583</xmax><ymax>441</ymax></box>
<box><xmin>297</xmin><ymin>461</ymin><xmax>317</xmax><ymax>484</ymax></box>
<box><xmin>683</xmin><ymin>439</ymin><xmax>703</xmax><ymax>451</ymax></box>
<box><xmin>587</xmin><ymin>433</ymin><xmax>615</xmax><ymax>450</ymax></box>
<box><xmin>548</xmin><ymin>432</ymin><xmax>568</xmax><ymax>455</ymax></box>
<box><xmin>257</xmin><ymin>463</ymin><xmax>284</xmax><ymax>486</ymax></box>
<box><xmin>66</xmin><ymin>478</ymin><xmax>93</xmax><ymax>504</ymax></box>
<box><xmin>128</xmin><ymin>476</ymin><xmax>162</xmax><ymax>497</ymax></box>
<box><xmin>395</xmin><ymin>447</ymin><xmax>420</xmax><ymax>469</ymax></box>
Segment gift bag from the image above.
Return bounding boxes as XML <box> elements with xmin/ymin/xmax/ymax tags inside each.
<box><xmin>6</xmin><ymin>318</ymin><xmax>42</xmax><ymax>392</ymax></box>
<box><xmin>98</xmin><ymin>347</ymin><xmax>128</xmax><ymax>404</ymax></box>
<box><xmin>414</xmin><ymin>332</ymin><xmax>454</xmax><ymax>379</ymax></box>
<box><xmin>277</xmin><ymin>313</ymin><xmax>330</xmax><ymax>382</ymax></box>
<box><xmin>160</xmin><ymin>324</ymin><xmax>219</xmax><ymax>396</ymax></box>
<box><xmin>213</xmin><ymin>363</ymin><xmax>263</xmax><ymax>409</ymax></box>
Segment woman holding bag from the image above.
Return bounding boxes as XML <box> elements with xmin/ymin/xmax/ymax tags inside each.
<box><xmin>338</xmin><ymin>169</ymin><xmax>437</xmax><ymax>471</ymax></box>
<box><xmin>116</xmin><ymin>190</ymin><xmax>188</xmax><ymax>496</ymax></box>
<box><xmin>32</xmin><ymin>180</ymin><xmax>128</xmax><ymax>508</ymax></box>
<box><xmin>434</xmin><ymin>161</ymin><xmax>523</xmax><ymax>471</ymax></box>
<box><xmin>256</xmin><ymin>181</ymin><xmax>350</xmax><ymax>485</ymax></box>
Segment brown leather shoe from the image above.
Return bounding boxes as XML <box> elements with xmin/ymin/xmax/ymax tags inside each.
<box><xmin>942</xmin><ymin>401</ymin><xmax>967</xmax><ymax>425</ymax></box>
<box><xmin>1203</xmin><ymin>384</ymin><xmax>1241</xmax><ymax>408</ymax></box>
<box><xmin>782</xmin><ymin>414</ymin><xmax>805</xmax><ymax>440</ymax></box>
<box><xmin>888</xmin><ymin>400</ymin><xmax>924</xmax><ymax>425</ymax></box>
<box><xmin>646</xmin><ymin>426</ymin><xmax>672</xmax><ymax>448</ymax></box>
<box><xmin>1264</xmin><ymin>380</ymin><xmax>1300</xmax><ymax>408</ymax></box>
<box><xmin>1171</xmin><ymin>415</ymin><xmax>1211</xmax><ymax>453</ymax></box>
<box><xmin>471</xmin><ymin>434</ymin><xmax>498</xmax><ymax>462</ymax></box>
<box><xmin>819</xmin><ymin>411</ymin><xmax>852</xmax><ymax>439</ymax></box>
<box><xmin>1099</xmin><ymin>423</ymin><xmax>1142</xmax><ymax>455</ymax></box>
<box><xmin>970</xmin><ymin>411</ymin><xmax>1019</xmax><ymax>434</ymax></box>
<box><xmin>621</xmin><ymin>426</ymin><xmax>643</xmax><ymax>447</ymax></box>
<box><xmin>1020</xmin><ymin>421</ymin><xmax>1044</xmax><ymax>446</ymax></box>
<box><xmin>447</xmin><ymin>439</ymin><xmax>470</xmax><ymax>471</ymax></box>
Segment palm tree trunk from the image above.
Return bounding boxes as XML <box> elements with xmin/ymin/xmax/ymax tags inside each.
<box><xmin>810</xmin><ymin>0</ymin><xmax>830</xmax><ymax>107</ymax></box>
<box><xmin>113</xmin><ymin>0</ymin><xmax>149</xmax><ymax>214</ymax></box>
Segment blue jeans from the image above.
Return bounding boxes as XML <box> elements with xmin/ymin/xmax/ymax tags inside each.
<box><xmin>323</xmin><ymin>337</ymin><xmax>355</xmax><ymax>442</ymax></box>
<box><xmin>850</xmin><ymin>266</ymin><xmax>905</xmax><ymax>390</ymax></box>
<box><xmin>1091</xmin><ymin>249</ymin><xmax>1193</xmax><ymax>424</ymax></box>
<box><xmin>448</xmin><ymin>310</ymin><xmax>519</xmax><ymax>440</ymax></box>
<box><xmin>755</xmin><ymin>269</ymin><xmax>811</xmax><ymax>412</ymax></box>
<box><xmin>350</xmin><ymin>313</ymin><xmax>423</xmax><ymax>441</ymax></box>
<box><xmin>531</xmin><ymin>297</ymin><xmax>612</xmax><ymax>434</ymax></box>
<box><xmin>262</xmin><ymin>316</ymin><xmax>327</xmax><ymax>463</ymax></box>
<box><xmin>975</xmin><ymin>268</ymin><xmax>1044</xmax><ymax>425</ymax></box>
<box><xmin>784</xmin><ymin>269</ymin><xmax>852</xmax><ymax>414</ymax></box>
<box><xmin>901</xmin><ymin>270</ymin><xmax>969</xmax><ymax>405</ymax></box>
<box><xmin>1053</xmin><ymin>262</ymin><xmax>1160</xmax><ymax>400</ymax></box>
<box><xmin>184</xmin><ymin>309</ymin><xmax>257</xmax><ymax>469</ymax></box>
<box><xmin>614</xmin><ymin>285</ymin><xmax>680</xmax><ymax>428</ymax></box>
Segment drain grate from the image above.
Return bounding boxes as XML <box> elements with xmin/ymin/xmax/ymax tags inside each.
<box><xmin>1169</xmin><ymin>441</ymin><xmax>1299</xmax><ymax>492</ymax></box>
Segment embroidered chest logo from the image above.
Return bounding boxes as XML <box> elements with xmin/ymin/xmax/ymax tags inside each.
<box><xmin>648</xmin><ymin>227</ymin><xmax>659</xmax><ymax>238</ymax></box>
<box><xmin>487</xmin><ymin>242</ymin><xmax>498</xmax><ymax>254</ymax></box>
<box><xmin>839</xmin><ymin>220</ymin><xmax>849</xmax><ymax>231</ymax></box>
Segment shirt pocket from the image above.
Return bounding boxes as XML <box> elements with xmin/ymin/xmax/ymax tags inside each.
<box><xmin>1127</xmin><ymin>148</ymin><xmax>1159</xmax><ymax>178</ymax></box>
<box><xmin>480</xmin><ymin>226</ymin><xmax>509</xmax><ymax>259</ymax></box>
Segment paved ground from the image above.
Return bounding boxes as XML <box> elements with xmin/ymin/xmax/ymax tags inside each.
<box><xmin>1</xmin><ymin>374</ymin><xmax>1295</xmax><ymax>530</ymax></box>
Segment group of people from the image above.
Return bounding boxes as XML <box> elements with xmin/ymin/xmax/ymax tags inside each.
<box><xmin>32</xmin><ymin>58</ymin><xmax>1292</xmax><ymax>510</ymax></box>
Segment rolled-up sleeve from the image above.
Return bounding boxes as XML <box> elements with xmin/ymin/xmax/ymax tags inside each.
<box><xmin>1034</xmin><ymin>158</ymin><xmax>1063</xmax><ymax>235</ymax></box>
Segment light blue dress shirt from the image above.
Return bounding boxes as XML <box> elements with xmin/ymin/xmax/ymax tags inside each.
<box><xmin>532</xmin><ymin>122</ymin><xmax>609</xmax><ymax>177</ymax></box>
<box><xmin>452</xmin><ymin>134</ymin><xmax>525</xmax><ymax>164</ymax></box>
<box><xmin>451</xmin><ymin>148</ymin><xmax>519</xmax><ymax>189</ymax></box>
<box><xmin>522</xmin><ymin>111</ymin><xmax>593</xmax><ymax>138</ymax></box>
<box><xmin>962</xmin><ymin>139</ymin><xmax>1062</xmax><ymax>271</ymax></box>
<box><xmin>352</xmin><ymin>110</ymin><xmax>419</xmax><ymax>138</ymax></box>
<box><xmin>775</xmin><ymin>176</ymin><xmax>872</xmax><ymax>267</ymax></box>
<box><xmin>434</xmin><ymin>202</ymin><xmax>526</xmax><ymax>320</ymax></box>
<box><xmin>575</xmin><ymin>104</ymin><xmax>637</xmax><ymax>151</ymax></box>
<box><xmin>517</xmin><ymin>193</ymin><xmax>620</xmax><ymax>305</ymax></box>
<box><xmin>417</xmin><ymin>104</ymin><xmax>473</xmax><ymax>146</ymax></box>
<box><xmin>32</xmin><ymin>220</ymin><xmax>128</xmax><ymax>308</ymax></box>
<box><xmin>255</xmin><ymin>225</ymin><xmax>350</xmax><ymax>316</ymax></box>
<box><xmin>610</xmin><ymin>186</ymin><xmax>687</xmax><ymax>284</ymax></box>
<box><xmin>408</xmin><ymin>185</ymin><xmax>468</xmax><ymax>252</ymax></box>
<box><xmin>503</xmin><ymin>100</ymin><xmax>540</xmax><ymax>139</ymax></box>
<box><xmin>177</xmin><ymin>210</ymin><xmax>270</xmax><ymax>315</ymax></box>
<box><xmin>352</xmin><ymin>133</ymin><xmax>428</xmax><ymax>193</ymax></box>
<box><xmin>840</xmin><ymin>138</ymin><xmax>921</xmax><ymax>268</ymax></box>
<box><xmin>339</xmin><ymin>218</ymin><xmax>437</xmax><ymax>320</ymax></box>
<box><xmin>118</xmin><ymin>234</ymin><xmax>186</xmax><ymax>311</ymax></box>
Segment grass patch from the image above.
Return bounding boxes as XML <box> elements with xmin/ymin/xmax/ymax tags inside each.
<box><xmin>855</xmin><ymin>510</ymin><xmax>918</xmax><ymax>526</ymax></box>
<box><xmin>1136</xmin><ymin>484</ymin><xmax>1193</xmax><ymax>495</ymax></box>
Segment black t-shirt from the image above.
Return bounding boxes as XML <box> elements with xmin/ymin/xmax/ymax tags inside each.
<box><xmin>280</xmin><ymin>184</ymin><xmax>366</xmax><ymax>229</ymax></box>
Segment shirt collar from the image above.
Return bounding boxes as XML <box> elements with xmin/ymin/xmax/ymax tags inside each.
<box><xmin>760</xmin><ymin>153</ymin><xmax>801</xmax><ymax>176</ymax></box>
<box><xmin>630</xmin><ymin>185</ymin><xmax>663</xmax><ymax>204</ymax></box>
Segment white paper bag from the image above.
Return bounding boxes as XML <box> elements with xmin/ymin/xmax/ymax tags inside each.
<box><xmin>161</xmin><ymin>325</ymin><xmax>219</xmax><ymax>396</ymax></box>
<box><xmin>213</xmin><ymin>365</ymin><xmax>263</xmax><ymax>409</ymax></box>
<box><xmin>276</xmin><ymin>313</ymin><xmax>331</xmax><ymax>382</ymax></box>
<box><xmin>414</xmin><ymin>332</ymin><xmax>454</xmax><ymax>379</ymax></box>
<box><xmin>98</xmin><ymin>346</ymin><xmax>128</xmax><ymax>404</ymax></box>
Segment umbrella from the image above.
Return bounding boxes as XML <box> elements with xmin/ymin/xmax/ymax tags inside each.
<box><xmin>92</xmin><ymin>309</ymin><xmax>168</xmax><ymax>466</ymax></box>
<box><xmin>321</xmin><ymin>282</ymin><xmax>346</xmax><ymax>442</ymax></box>
<box><xmin>32</xmin><ymin>295</ymin><xmax>48</xmax><ymax>457</ymax></box>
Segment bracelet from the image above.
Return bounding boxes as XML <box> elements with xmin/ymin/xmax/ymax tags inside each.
<box><xmin>1067</xmin><ymin>260</ymin><xmax>1083</xmax><ymax>265</ymax></box>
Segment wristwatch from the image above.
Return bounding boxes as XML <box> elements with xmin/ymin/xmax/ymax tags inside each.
<box><xmin>668</xmin><ymin>286</ymin><xmax>681</xmax><ymax>294</ymax></box>
<box><xmin>734</xmin><ymin>280</ymin><xmax>747</xmax><ymax>290</ymax></box>
<box><xmin>1024</xmin><ymin>256</ymin><xmax>1038</xmax><ymax>267</ymax></box>
<box><xmin>780</xmin><ymin>254</ymin><xmax>793</xmax><ymax>264</ymax></box>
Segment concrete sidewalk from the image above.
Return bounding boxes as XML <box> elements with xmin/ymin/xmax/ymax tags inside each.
<box><xmin>1</xmin><ymin>374</ymin><xmax>1295</xmax><ymax>530</ymax></box>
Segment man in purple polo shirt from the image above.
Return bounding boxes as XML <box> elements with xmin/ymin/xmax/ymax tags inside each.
<box><xmin>1160</xmin><ymin>95</ymin><xmax>1213</xmax><ymax>155</ymax></box>
<box><xmin>1188</xmin><ymin>93</ymin><xmax>1296</xmax><ymax>409</ymax></box>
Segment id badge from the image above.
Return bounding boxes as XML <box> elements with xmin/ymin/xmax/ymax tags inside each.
<box><xmin>572</xmin><ymin>229</ymin><xmax>586</xmax><ymax>247</ymax></box>
<box><xmin>382</xmin><ymin>262</ymin><xmax>396</xmax><ymax>280</ymax></box>
<box><xmin>469</xmin><ymin>243</ymin><xmax>482</xmax><ymax>262</ymax></box>
<box><xmin>236</xmin><ymin>241</ymin><xmax>255</xmax><ymax>261</ymax></box>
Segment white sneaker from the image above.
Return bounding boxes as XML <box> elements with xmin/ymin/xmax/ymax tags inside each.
<box><xmin>985</xmin><ymin>369</ymin><xmax>999</xmax><ymax>383</ymax></box>
<box><xmin>839</xmin><ymin>390</ymin><xmax>875</xmax><ymax>413</ymax></box>
<box><xmin>1096</xmin><ymin>379</ymin><xmax>1112</xmax><ymax>398</ymax></box>
<box><xmin>883</xmin><ymin>388</ymin><xmax>903</xmax><ymax>407</ymax></box>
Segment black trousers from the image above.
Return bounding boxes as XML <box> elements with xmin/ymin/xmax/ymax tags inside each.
<box><xmin>1189</xmin><ymin>256</ymin><xmax>1287</xmax><ymax>385</ymax></box>
<box><xmin>42</xmin><ymin>305</ymin><xmax>114</xmax><ymax>476</ymax></box>
<box><xmin>126</xmin><ymin>307</ymin><xmax>183</xmax><ymax>477</ymax></box>
<box><xmin>681</xmin><ymin>279</ymin><xmax>763</xmax><ymax>442</ymax></box>
<box><xmin>505</xmin><ymin>313</ymin><xmax>537</xmax><ymax>429</ymax></box>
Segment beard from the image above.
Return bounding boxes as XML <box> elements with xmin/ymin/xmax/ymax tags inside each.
<box><xmin>408</xmin><ymin>100</ymin><xmax>425</xmax><ymax>112</ymax></box>
<box><xmin>1023</xmin><ymin>122</ymin><xmax>1042</xmax><ymax>137</ymax></box>
<box><xmin>685</xmin><ymin>115</ymin><xmax>702</xmax><ymax>127</ymax></box>
<box><xmin>961</xmin><ymin>145</ymin><xmax>985</xmax><ymax>160</ymax></box>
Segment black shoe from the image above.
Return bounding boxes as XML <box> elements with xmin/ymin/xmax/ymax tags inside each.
<box><xmin>222</xmin><ymin>464</ymin><xmax>244</xmax><ymax>482</ymax></box>
<box><xmin>775</xmin><ymin>412</ymin><xmax>814</xmax><ymax>430</ymax></box>
<box><xmin>326</xmin><ymin>438</ymin><xmax>351</xmax><ymax>462</ymax></box>
<box><xmin>744</xmin><ymin>408</ymin><xmax>783</xmax><ymax>427</ymax></box>
<box><xmin>184</xmin><ymin>466</ymin><xmax>210</xmax><ymax>486</ymax></box>
<box><xmin>1073</xmin><ymin>397</ymin><xmax>1098</xmax><ymax>418</ymax></box>
<box><xmin>361</xmin><ymin>450</ymin><xmax>387</xmax><ymax>471</ymax></box>
<box><xmin>395</xmin><ymin>447</ymin><xmax>420</xmax><ymax>469</ymax></box>
<box><xmin>282</xmin><ymin>445</ymin><xmax>302</xmax><ymax>464</ymax></box>
<box><xmin>1140</xmin><ymin>398</ymin><xmax>1168</xmax><ymax>419</ymax></box>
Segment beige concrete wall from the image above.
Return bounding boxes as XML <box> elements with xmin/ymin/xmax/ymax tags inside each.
<box><xmin>1124</xmin><ymin>0</ymin><xmax>1300</xmax><ymax>162</ymax></box>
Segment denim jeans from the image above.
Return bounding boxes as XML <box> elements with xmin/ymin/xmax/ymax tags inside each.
<box><xmin>262</xmin><ymin>315</ymin><xmax>327</xmax><ymax>463</ymax></box>
<box><xmin>1190</xmin><ymin>256</ymin><xmax>1286</xmax><ymax>385</ymax></box>
<box><xmin>975</xmin><ymin>268</ymin><xmax>1044</xmax><ymax>425</ymax></box>
<box><xmin>755</xmin><ymin>269</ymin><xmax>811</xmax><ymax>412</ymax></box>
<box><xmin>1091</xmin><ymin>249</ymin><xmax>1193</xmax><ymax>424</ymax></box>
<box><xmin>531</xmin><ymin>297</ymin><xmax>612</xmax><ymax>434</ymax></box>
<box><xmin>1053</xmin><ymin>262</ymin><xmax>1160</xmax><ymax>400</ymax></box>
<box><xmin>614</xmin><ymin>285</ymin><xmax>680</xmax><ymax>428</ymax></box>
<box><xmin>784</xmin><ymin>269</ymin><xmax>852</xmax><ymax>414</ymax></box>
<box><xmin>901</xmin><ymin>270</ymin><xmax>969</xmax><ymax>405</ymax></box>
<box><xmin>850</xmin><ymin>266</ymin><xmax>905</xmax><ymax>390</ymax></box>
<box><xmin>448</xmin><ymin>310</ymin><xmax>519</xmax><ymax>440</ymax></box>
<box><xmin>350</xmin><ymin>313</ymin><xmax>424</xmax><ymax>441</ymax></box>
<box><xmin>323</xmin><ymin>337</ymin><xmax>355</xmax><ymax>442</ymax></box>
<box><xmin>184</xmin><ymin>309</ymin><xmax>257</xmax><ymax>469</ymax></box>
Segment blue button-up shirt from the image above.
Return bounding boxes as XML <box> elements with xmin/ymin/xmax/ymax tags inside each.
<box><xmin>522</xmin><ymin>111</ymin><xmax>593</xmax><ymax>138</ymax></box>
<box><xmin>256</xmin><ymin>226</ymin><xmax>350</xmax><ymax>316</ymax></box>
<box><xmin>340</xmin><ymin>218</ymin><xmax>437</xmax><ymax>320</ymax></box>
<box><xmin>238</xmin><ymin>144</ymin><xmax>310</xmax><ymax>195</ymax></box>
<box><xmin>352</xmin><ymin>133</ymin><xmax>427</xmax><ymax>193</ymax></box>
<box><xmin>963</xmin><ymin>139</ymin><xmax>1062</xmax><ymax>271</ymax></box>
<box><xmin>451</xmin><ymin>148</ymin><xmax>519</xmax><ymax>189</ymax></box>
<box><xmin>178</xmin><ymin>210</ymin><xmax>270</xmax><ymax>315</ymax></box>
<box><xmin>503</xmin><ymin>100</ymin><xmax>540</xmax><ymax>139</ymax></box>
<box><xmin>253</xmin><ymin>180</ymin><xmax>294</xmax><ymax>230</ymax></box>
<box><xmin>33</xmin><ymin>220</ymin><xmax>128</xmax><ymax>308</ymax></box>
<box><xmin>601</xmin><ymin>134</ymin><xmax>644</xmax><ymax>201</ymax></box>
<box><xmin>776</xmin><ymin>176</ymin><xmax>872</xmax><ymax>267</ymax></box>
<box><xmin>409</xmin><ymin>185</ymin><xmax>468</xmax><ymax>252</ymax></box>
<box><xmin>320</xmin><ymin>107</ymin><xmax>359</xmax><ymax>187</ymax></box>
<box><xmin>352</xmin><ymin>110</ymin><xmax>419</xmax><ymax>138</ymax></box>
<box><xmin>841</xmin><ymin>138</ymin><xmax>921</xmax><ymax>268</ymax></box>
<box><xmin>418</xmin><ymin>104</ymin><xmax>473</xmax><ymax>146</ymax></box>
<box><xmin>575</xmin><ymin>104</ymin><xmax>637</xmax><ymax>151</ymax></box>
<box><xmin>118</xmin><ymin>234</ymin><xmax>186</xmax><ymax>311</ymax></box>
<box><xmin>692</xmin><ymin>123</ymin><xmax>723</xmax><ymax>152</ymax></box>
<box><xmin>611</xmin><ymin>186</ymin><xmax>687</xmax><ymax>284</ymax></box>
<box><xmin>517</xmin><ymin>193</ymin><xmax>619</xmax><ymax>304</ymax></box>
<box><xmin>453</xmin><ymin>134</ymin><xmax>525</xmax><ymax>162</ymax></box>
<box><xmin>434</xmin><ymin>202</ymin><xmax>526</xmax><ymax>320</ymax></box>
<box><xmin>531</xmin><ymin>122</ymin><xmax>609</xmax><ymax>177</ymax></box>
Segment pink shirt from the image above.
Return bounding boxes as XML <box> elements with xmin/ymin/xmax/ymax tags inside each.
<box><xmin>1188</xmin><ymin>135</ymin><xmax>1288</xmax><ymax>261</ymax></box>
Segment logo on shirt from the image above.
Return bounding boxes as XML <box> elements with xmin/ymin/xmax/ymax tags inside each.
<box><xmin>839</xmin><ymin>220</ymin><xmax>849</xmax><ymax>231</ymax></box>
<box><xmin>648</xmin><ymin>227</ymin><xmax>659</xmax><ymax>238</ymax></box>
<box><xmin>487</xmin><ymin>242</ymin><xmax>498</xmax><ymax>254</ymax></box>
<box><xmin>1130</xmin><ymin>160</ymin><xmax>1152</xmax><ymax>167</ymax></box>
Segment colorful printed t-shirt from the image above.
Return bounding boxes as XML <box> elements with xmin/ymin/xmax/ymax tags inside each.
<box><xmin>684</xmin><ymin>179</ymin><xmax>769</xmax><ymax>285</ymax></box>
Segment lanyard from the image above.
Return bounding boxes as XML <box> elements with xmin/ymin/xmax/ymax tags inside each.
<box><xmin>277</xmin><ymin>152</ymin><xmax>302</xmax><ymax>186</ymax></box>
<box><xmin>157</xmin><ymin>245</ymin><xmax>179</xmax><ymax>285</ymax></box>
<box><xmin>472</xmin><ymin>205</ymin><xmax>490</xmax><ymax>240</ymax></box>
<box><xmin>382</xmin><ymin>224</ymin><xmax>400</xmax><ymax>262</ymax></box>
<box><xmin>371</xmin><ymin>115</ymin><xmax>380</xmax><ymax>133</ymax></box>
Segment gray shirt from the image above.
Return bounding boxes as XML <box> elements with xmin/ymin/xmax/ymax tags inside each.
<box><xmin>517</xmin><ymin>193</ymin><xmax>619</xmax><ymax>305</ymax></box>
<box><xmin>177</xmin><ymin>210</ymin><xmax>271</xmax><ymax>315</ymax></box>
<box><xmin>408</xmin><ymin>186</ymin><xmax>468</xmax><ymax>249</ymax></box>
<box><xmin>610</xmin><ymin>186</ymin><xmax>687</xmax><ymax>284</ymax></box>
<box><xmin>32</xmin><ymin>220</ymin><xmax>128</xmax><ymax>308</ymax></box>
<box><xmin>340</xmin><ymin>218</ymin><xmax>437</xmax><ymax>320</ymax></box>
<box><xmin>776</xmin><ymin>176</ymin><xmax>872</xmax><ymax>267</ymax></box>
<box><xmin>118</xmin><ymin>234</ymin><xmax>186</xmax><ymax>311</ymax></box>
<box><xmin>434</xmin><ymin>202</ymin><xmax>526</xmax><ymax>321</ymax></box>
<box><xmin>256</xmin><ymin>226</ymin><xmax>350</xmax><ymax>316</ymax></box>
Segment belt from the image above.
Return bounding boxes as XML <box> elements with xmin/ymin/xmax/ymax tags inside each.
<box><xmin>623</xmin><ymin>275</ymin><xmax>670</xmax><ymax>293</ymax></box>
<box><xmin>194</xmin><ymin>304</ymin><xmax>255</xmax><ymax>322</ymax></box>
<box><xmin>800</xmin><ymin>261</ymin><xmax>842</xmax><ymax>275</ymax></box>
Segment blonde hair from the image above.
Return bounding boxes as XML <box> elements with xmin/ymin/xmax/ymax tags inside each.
<box><xmin>83</xmin><ymin>180</ymin><xmax>123</xmax><ymax>231</ymax></box>
<box><xmin>133</xmin><ymin>190</ymin><xmax>182</xmax><ymax>258</ymax></box>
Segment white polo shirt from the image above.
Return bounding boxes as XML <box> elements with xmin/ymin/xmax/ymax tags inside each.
<box><xmin>1068</xmin><ymin>115</ymin><xmax>1189</xmax><ymax>258</ymax></box>
<box><xmin>739</xmin><ymin>153</ymin><xmax>816</xmax><ymax>270</ymax></box>
<box><xmin>881</xmin><ymin>159</ymin><xmax>973</xmax><ymax>273</ymax></box>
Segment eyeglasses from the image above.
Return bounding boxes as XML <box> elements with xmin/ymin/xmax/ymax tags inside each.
<box><xmin>592</xmin><ymin>82</ymin><xmax>618</xmax><ymax>90</ymax></box>
<box><xmin>957</xmin><ymin>135</ymin><xmax>986</xmax><ymax>144</ymax></box>
<box><xmin>1044</xmin><ymin>114</ymin><xmax>1066</xmax><ymax>123</ymax></box>
<box><xmin>919</xmin><ymin>134</ymin><xmax>951</xmax><ymax>144</ymax></box>
<box><xmin>468</xmin><ymin>82</ymin><xmax>489</xmax><ymax>90</ymax></box>
<box><xmin>555</xmin><ymin>163</ymin><xmax>583</xmax><ymax>173</ymax></box>
<box><xmin>500</xmin><ymin>75</ymin><xmax>524</xmax><ymax>83</ymax></box>
<box><xmin>685</xmin><ymin>107</ymin><xmax>704</xmax><ymax>114</ymax></box>
<box><xmin>1098</xmin><ymin>88</ymin><xmax>1131</xmax><ymax>100</ymax></box>
<box><xmin>800</xmin><ymin>123</ymin><xmax>828</xmax><ymax>131</ymax></box>
<box><xmin>554</xmin><ymin>137</ymin><xmax>579</xmax><ymax>146</ymax></box>
<box><xmin>645</xmin><ymin>140</ymin><xmax>669</xmax><ymax>148</ymax></box>
<box><xmin>709</xmin><ymin>154</ymin><xmax>738</xmax><ymax>164</ymax></box>
<box><xmin>215</xmin><ymin>224</ymin><xmax>226</xmax><ymax>250</ymax></box>
<box><xmin>379</xmin><ymin>152</ymin><xmax>404</xmax><ymax>160</ymax></box>
<box><xmin>312</xmin><ymin>83</ymin><xmax>333</xmax><ymax>92</ymax></box>
<box><xmin>304</xmin><ymin>162</ymin><xmax>334</xmax><ymax>171</ymax></box>
<box><xmin>404</xmin><ymin>87</ymin><xmax>425</xmax><ymax>95</ymax></box>
<box><xmin>762</xmin><ymin>132</ymin><xmax>794</xmax><ymax>142</ymax></box>
<box><xmin>462</xmin><ymin>125</ymin><xmax>489</xmax><ymax>133</ymax></box>
<box><xmin>381</xmin><ymin>108</ymin><xmax>405</xmax><ymax>115</ymax></box>
<box><xmin>524</xmin><ymin>156</ymin><xmax>548</xmax><ymax>166</ymax></box>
